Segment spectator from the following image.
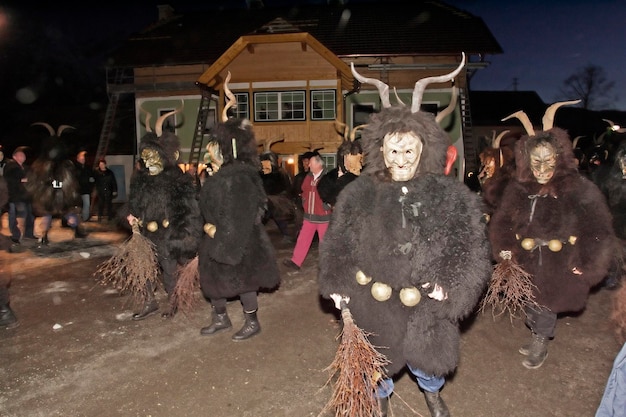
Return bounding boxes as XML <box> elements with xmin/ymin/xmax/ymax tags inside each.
<box><xmin>4</xmin><ymin>147</ymin><xmax>36</xmax><ymax>248</ymax></box>
<box><xmin>74</xmin><ymin>151</ymin><xmax>95</xmax><ymax>222</ymax></box>
<box><xmin>94</xmin><ymin>159</ymin><xmax>118</xmax><ymax>222</ymax></box>
<box><xmin>282</xmin><ymin>152</ymin><xmax>331</xmax><ymax>271</ymax></box>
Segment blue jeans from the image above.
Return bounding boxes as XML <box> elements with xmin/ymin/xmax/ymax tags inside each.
<box><xmin>376</xmin><ymin>364</ymin><xmax>445</xmax><ymax>398</ymax></box>
<box><xmin>81</xmin><ymin>194</ymin><xmax>91</xmax><ymax>221</ymax></box>
<box><xmin>41</xmin><ymin>213</ymin><xmax>80</xmax><ymax>234</ymax></box>
<box><xmin>8</xmin><ymin>202</ymin><xmax>35</xmax><ymax>241</ymax></box>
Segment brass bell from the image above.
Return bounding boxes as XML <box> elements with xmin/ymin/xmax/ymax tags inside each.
<box><xmin>355</xmin><ymin>270</ymin><xmax>372</xmax><ymax>285</ymax></box>
<box><xmin>521</xmin><ymin>238</ymin><xmax>535</xmax><ymax>251</ymax></box>
<box><xmin>568</xmin><ymin>235</ymin><xmax>577</xmax><ymax>245</ymax></box>
<box><xmin>399</xmin><ymin>287</ymin><xmax>421</xmax><ymax>307</ymax></box>
<box><xmin>203</xmin><ymin>223</ymin><xmax>216</xmax><ymax>238</ymax></box>
<box><xmin>371</xmin><ymin>282</ymin><xmax>392</xmax><ymax>302</ymax></box>
<box><xmin>146</xmin><ymin>221</ymin><xmax>158</xmax><ymax>232</ymax></box>
<box><xmin>162</xmin><ymin>219</ymin><xmax>170</xmax><ymax>228</ymax></box>
<box><xmin>548</xmin><ymin>239</ymin><xmax>562</xmax><ymax>252</ymax></box>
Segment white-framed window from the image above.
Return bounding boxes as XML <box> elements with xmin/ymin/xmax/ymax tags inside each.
<box><xmin>311</xmin><ymin>90</ymin><xmax>336</xmax><ymax>120</ymax></box>
<box><xmin>254</xmin><ymin>91</ymin><xmax>305</xmax><ymax>121</ymax></box>
<box><xmin>232</xmin><ymin>93</ymin><xmax>249</xmax><ymax>119</ymax></box>
<box><xmin>352</xmin><ymin>103</ymin><xmax>376</xmax><ymax>126</ymax></box>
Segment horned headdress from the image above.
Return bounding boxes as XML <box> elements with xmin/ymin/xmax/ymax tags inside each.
<box><xmin>139</xmin><ymin>101</ymin><xmax>184</xmax><ymax>168</ymax></box>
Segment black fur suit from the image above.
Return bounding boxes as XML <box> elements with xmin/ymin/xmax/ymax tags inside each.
<box><xmin>318</xmin><ymin>107</ymin><xmax>491</xmax><ymax>378</ymax></box>
<box><xmin>198</xmin><ymin>119</ymin><xmax>280</xmax><ymax>306</ymax></box>
<box><xmin>128</xmin><ymin>133</ymin><xmax>202</xmax><ymax>297</ymax></box>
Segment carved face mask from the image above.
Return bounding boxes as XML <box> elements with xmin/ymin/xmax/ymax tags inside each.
<box><xmin>382</xmin><ymin>131</ymin><xmax>423</xmax><ymax>182</ymax></box>
<box><xmin>141</xmin><ymin>148</ymin><xmax>164</xmax><ymax>176</ymax></box>
<box><xmin>344</xmin><ymin>153</ymin><xmax>363</xmax><ymax>176</ymax></box>
<box><xmin>206</xmin><ymin>142</ymin><xmax>223</xmax><ymax>173</ymax></box>
<box><xmin>261</xmin><ymin>160</ymin><xmax>272</xmax><ymax>175</ymax></box>
<box><xmin>529</xmin><ymin>142</ymin><xmax>557</xmax><ymax>184</ymax></box>
<box><xmin>478</xmin><ymin>156</ymin><xmax>496</xmax><ymax>184</ymax></box>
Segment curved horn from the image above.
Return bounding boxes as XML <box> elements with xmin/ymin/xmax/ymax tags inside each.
<box><xmin>502</xmin><ymin>111</ymin><xmax>535</xmax><ymax>136</ymax></box>
<box><xmin>139</xmin><ymin>105</ymin><xmax>153</xmax><ymax>133</ymax></box>
<box><xmin>572</xmin><ymin>136</ymin><xmax>583</xmax><ymax>149</ymax></box>
<box><xmin>221</xmin><ymin>71</ymin><xmax>236</xmax><ymax>122</ymax></box>
<box><xmin>265</xmin><ymin>137</ymin><xmax>284</xmax><ymax>152</ymax></box>
<box><xmin>31</xmin><ymin>122</ymin><xmax>55</xmax><ymax>136</ymax></box>
<box><xmin>435</xmin><ymin>86</ymin><xmax>459</xmax><ymax>124</ymax></box>
<box><xmin>334</xmin><ymin>120</ymin><xmax>349</xmax><ymax>140</ymax></box>
<box><xmin>493</xmin><ymin>130</ymin><xmax>510</xmax><ymax>149</ymax></box>
<box><xmin>542</xmin><ymin>99</ymin><xmax>581</xmax><ymax>131</ymax></box>
<box><xmin>155</xmin><ymin>100</ymin><xmax>184</xmax><ymax>137</ymax></box>
<box><xmin>57</xmin><ymin>125</ymin><xmax>76</xmax><ymax>136</ymax></box>
<box><xmin>349</xmin><ymin>124</ymin><xmax>367</xmax><ymax>141</ymax></box>
<box><xmin>351</xmin><ymin>62</ymin><xmax>391</xmax><ymax>108</ymax></box>
<box><xmin>412</xmin><ymin>52</ymin><xmax>465</xmax><ymax>113</ymax></box>
<box><xmin>393</xmin><ymin>87</ymin><xmax>406</xmax><ymax>106</ymax></box>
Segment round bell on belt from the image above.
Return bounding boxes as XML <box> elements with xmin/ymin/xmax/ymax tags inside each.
<box><xmin>355</xmin><ymin>270</ymin><xmax>372</xmax><ymax>285</ymax></box>
<box><xmin>371</xmin><ymin>282</ymin><xmax>392</xmax><ymax>302</ymax></box>
<box><xmin>548</xmin><ymin>239</ymin><xmax>562</xmax><ymax>252</ymax></box>
<box><xmin>162</xmin><ymin>219</ymin><xmax>170</xmax><ymax>228</ymax></box>
<box><xmin>399</xmin><ymin>287</ymin><xmax>421</xmax><ymax>306</ymax></box>
<box><xmin>146</xmin><ymin>221</ymin><xmax>158</xmax><ymax>232</ymax></box>
<box><xmin>521</xmin><ymin>238</ymin><xmax>535</xmax><ymax>251</ymax></box>
<box><xmin>203</xmin><ymin>223</ymin><xmax>216</xmax><ymax>238</ymax></box>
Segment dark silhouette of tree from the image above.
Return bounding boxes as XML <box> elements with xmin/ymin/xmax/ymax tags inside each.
<box><xmin>558</xmin><ymin>64</ymin><xmax>617</xmax><ymax>110</ymax></box>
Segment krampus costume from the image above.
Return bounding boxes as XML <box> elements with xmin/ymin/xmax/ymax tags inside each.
<box><xmin>26</xmin><ymin>123</ymin><xmax>87</xmax><ymax>244</ymax></box>
<box><xmin>477</xmin><ymin>130</ymin><xmax>516</xmax><ymax>219</ymax></box>
<box><xmin>126</xmin><ymin>109</ymin><xmax>202</xmax><ymax>320</ymax></box>
<box><xmin>259</xmin><ymin>146</ymin><xmax>295</xmax><ymax>240</ymax></box>
<box><xmin>488</xmin><ymin>101</ymin><xmax>617</xmax><ymax>369</ymax></box>
<box><xmin>198</xmin><ymin>116</ymin><xmax>280</xmax><ymax>341</ymax></box>
<box><xmin>319</xmin><ymin>55</ymin><xmax>491</xmax><ymax>417</ymax></box>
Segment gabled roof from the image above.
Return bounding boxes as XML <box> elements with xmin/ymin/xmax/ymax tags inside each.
<box><xmin>109</xmin><ymin>1</ymin><xmax>502</xmax><ymax>68</ymax></box>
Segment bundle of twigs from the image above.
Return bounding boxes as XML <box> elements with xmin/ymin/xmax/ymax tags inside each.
<box><xmin>480</xmin><ymin>250</ymin><xmax>540</xmax><ymax>320</ymax></box>
<box><xmin>169</xmin><ymin>255</ymin><xmax>201</xmax><ymax>316</ymax></box>
<box><xmin>94</xmin><ymin>220</ymin><xmax>160</xmax><ymax>305</ymax></box>
<box><xmin>320</xmin><ymin>301</ymin><xmax>390</xmax><ymax>417</ymax></box>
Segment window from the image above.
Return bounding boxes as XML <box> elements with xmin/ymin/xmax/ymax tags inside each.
<box><xmin>158</xmin><ymin>108</ymin><xmax>177</xmax><ymax>133</ymax></box>
<box><xmin>311</xmin><ymin>90</ymin><xmax>336</xmax><ymax>120</ymax></box>
<box><xmin>226</xmin><ymin>93</ymin><xmax>249</xmax><ymax>120</ymax></box>
<box><xmin>352</xmin><ymin>103</ymin><xmax>375</xmax><ymax>126</ymax></box>
<box><xmin>254</xmin><ymin>91</ymin><xmax>305</xmax><ymax>121</ymax></box>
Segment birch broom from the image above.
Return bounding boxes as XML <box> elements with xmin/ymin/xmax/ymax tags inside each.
<box><xmin>320</xmin><ymin>299</ymin><xmax>390</xmax><ymax>417</ymax></box>
<box><xmin>95</xmin><ymin>218</ymin><xmax>160</xmax><ymax>305</ymax></box>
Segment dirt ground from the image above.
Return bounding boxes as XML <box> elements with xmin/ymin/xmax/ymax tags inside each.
<box><xmin>0</xmin><ymin>218</ymin><xmax>622</xmax><ymax>417</ymax></box>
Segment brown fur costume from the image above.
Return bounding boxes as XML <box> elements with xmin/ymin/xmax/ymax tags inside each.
<box><xmin>488</xmin><ymin>127</ymin><xmax>617</xmax><ymax>313</ymax></box>
<box><xmin>318</xmin><ymin>106</ymin><xmax>492</xmax><ymax>377</ymax></box>
<box><xmin>198</xmin><ymin>119</ymin><xmax>280</xmax><ymax>301</ymax></box>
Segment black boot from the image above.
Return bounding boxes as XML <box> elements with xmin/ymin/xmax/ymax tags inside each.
<box><xmin>232</xmin><ymin>310</ymin><xmax>261</xmax><ymax>341</ymax></box>
<box><xmin>74</xmin><ymin>226</ymin><xmax>88</xmax><ymax>238</ymax></box>
<box><xmin>424</xmin><ymin>390</ymin><xmax>450</xmax><ymax>417</ymax></box>
<box><xmin>39</xmin><ymin>233</ymin><xmax>49</xmax><ymax>246</ymax></box>
<box><xmin>521</xmin><ymin>333</ymin><xmax>549</xmax><ymax>369</ymax></box>
<box><xmin>132</xmin><ymin>298</ymin><xmax>159</xmax><ymax>321</ymax></box>
<box><xmin>200</xmin><ymin>309</ymin><xmax>232</xmax><ymax>335</ymax></box>
<box><xmin>0</xmin><ymin>304</ymin><xmax>19</xmax><ymax>328</ymax></box>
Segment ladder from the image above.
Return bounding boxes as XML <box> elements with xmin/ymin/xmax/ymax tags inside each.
<box><xmin>188</xmin><ymin>90</ymin><xmax>213</xmax><ymax>165</ymax></box>
<box><xmin>459</xmin><ymin>88</ymin><xmax>478</xmax><ymax>176</ymax></box>
<box><xmin>94</xmin><ymin>91</ymin><xmax>120</xmax><ymax>169</ymax></box>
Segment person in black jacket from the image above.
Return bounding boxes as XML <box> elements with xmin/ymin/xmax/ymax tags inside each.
<box><xmin>74</xmin><ymin>151</ymin><xmax>95</xmax><ymax>222</ymax></box>
<box><xmin>4</xmin><ymin>147</ymin><xmax>36</xmax><ymax>246</ymax></box>
<box><xmin>94</xmin><ymin>159</ymin><xmax>118</xmax><ymax>222</ymax></box>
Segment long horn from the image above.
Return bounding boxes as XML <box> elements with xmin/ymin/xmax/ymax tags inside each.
<box><xmin>31</xmin><ymin>122</ymin><xmax>55</xmax><ymax>136</ymax></box>
<box><xmin>265</xmin><ymin>137</ymin><xmax>284</xmax><ymax>152</ymax></box>
<box><xmin>542</xmin><ymin>99</ymin><xmax>581</xmax><ymax>131</ymax></box>
<box><xmin>351</xmin><ymin>62</ymin><xmax>391</xmax><ymax>108</ymax></box>
<box><xmin>435</xmin><ymin>86</ymin><xmax>459</xmax><ymax>124</ymax></box>
<box><xmin>350</xmin><ymin>124</ymin><xmax>367</xmax><ymax>141</ymax></box>
<box><xmin>221</xmin><ymin>71</ymin><xmax>236</xmax><ymax>122</ymax></box>
<box><xmin>155</xmin><ymin>100</ymin><xmax>184</xmax><ymax>137</ymax></box>
<box><xmin>493</xmin><ymin>130</ymin><xmax>510</xmax><ymax>149</ymax></box>
<box><xmin>412</xmin><ymin>52</ymin><xmax>465</xmax><ymax>113</ymax></box>
<box><xmin>572</xmin><ymin>136</ymin><xmax>583</xmax><ymax>149</ymax></box>
<box><xmin>57</xmin><ymin>125</ymin><xmax>76</xmax><ymax>136</ymax></box>
<box><xmin>139</xmin><ymin>105</ymin><xmax>153</xmax><ymax>133</ymax></box>
<box><xmin>393</xmin><ymin>87</ymin><xmax>406</xmax><ymax>106</ymax></box>
<box><xmin>502</xmin><ymin>111</ymin><xmax>535</xmax><ymax>136</ymax></box>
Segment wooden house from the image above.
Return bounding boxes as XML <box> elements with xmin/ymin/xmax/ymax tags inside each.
<box><xmin>102</xmin><ymin>1</ymin><xmax>502</xmax><ymax>180</ymax></box>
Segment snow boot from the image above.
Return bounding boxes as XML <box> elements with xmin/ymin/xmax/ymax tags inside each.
<box><xmin>200</xmin><ymin>309</ymin><xmax>232</xmax><ymax>335</ymax></box>
<box><xmin>232</xmin><ymin>310</ymin><xmax>261</xmax><ymax>341</ymax></box>
<box><xmin>424</xmin><ymin>390</ymin><xmax>450</xmax><ymax>417</ymax></box>
<box><xmin>522</xmin><ymin>334</ymin><xmax>549</xmax><ymax>369</ymax></box>
<box><xmin>131</xmin><ymin>298</ymin><xmax>159</xmax><ymax>321</ymax></box>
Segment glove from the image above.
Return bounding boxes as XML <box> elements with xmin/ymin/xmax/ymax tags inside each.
<box><xmin>330</xmin><ymin>293</ymin><xmax>350</xmax><ymax>310</ymax></box>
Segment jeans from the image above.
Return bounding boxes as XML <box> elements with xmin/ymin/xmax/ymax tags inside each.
<box><xmin>41</xmin><ymin>212</ymin><xmax>80</xmax><ymax>234</ymax></box>
<box><xmin>8</xmin><ymin>202</ymin><xmax>35</xmax><ymax>242</ymax></box>
<box><xmin>81</xmin><ymin>194</ymin><xmax>91</xmax><ymax>221</ymax></box>
<box><xmin>376</xmin><ymin>365</ymin><xmax>445</xmax><ymax>398</ymax></box>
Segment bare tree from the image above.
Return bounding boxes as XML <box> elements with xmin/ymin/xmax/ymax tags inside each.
<box><xmin>558</xmin><ymin>64</ymin><xmax>617</xmax><ymax>110</ymax></box>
